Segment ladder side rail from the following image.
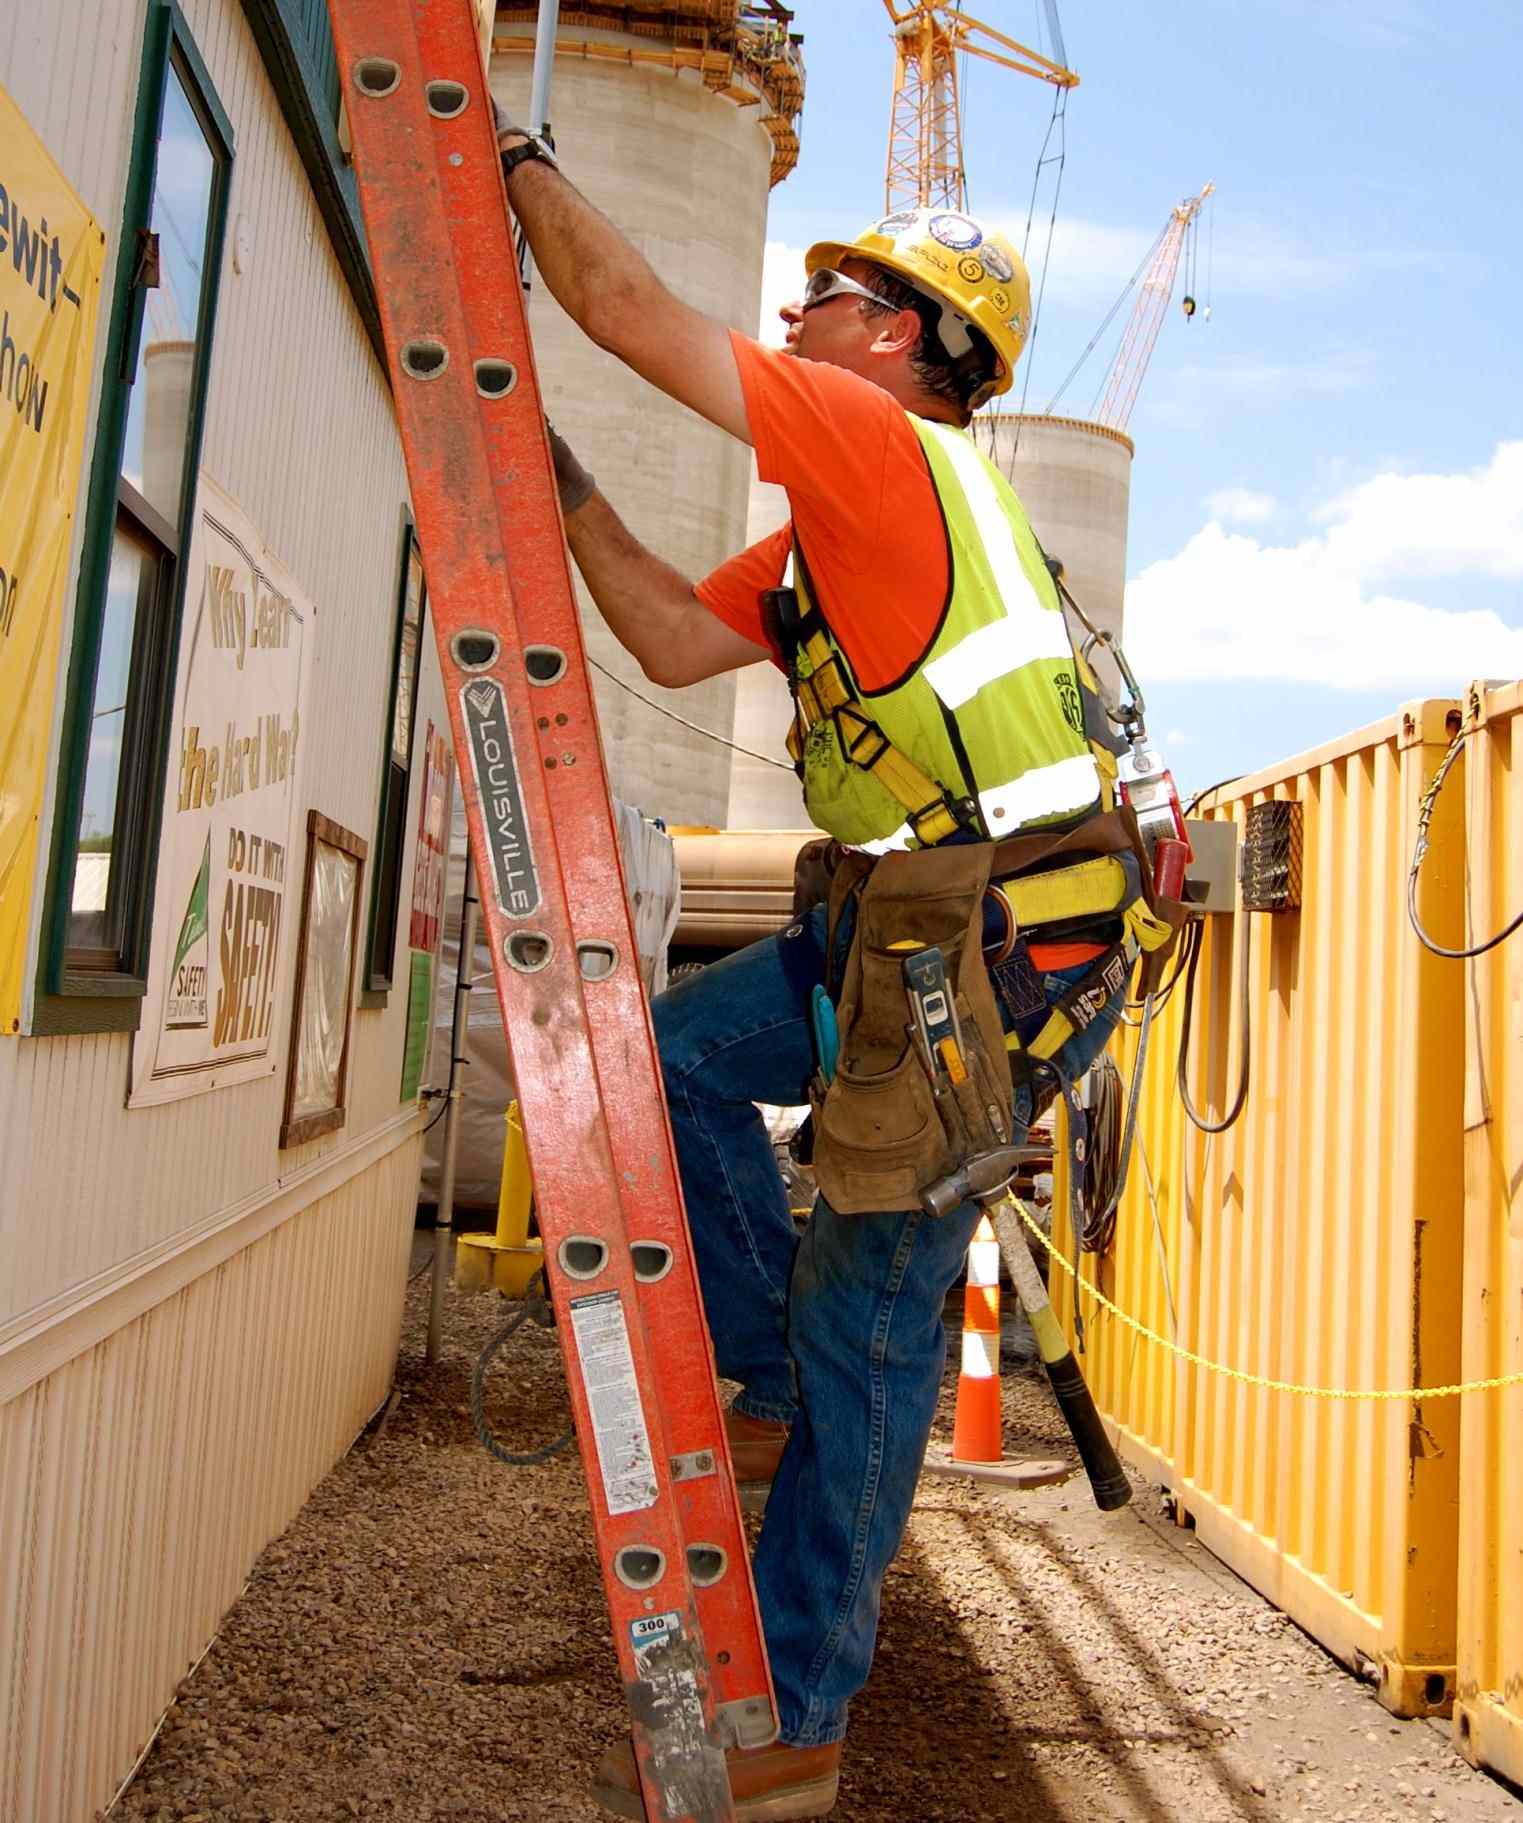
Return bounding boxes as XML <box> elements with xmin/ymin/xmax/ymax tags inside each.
<box><xmin>409</xmin><ymin>2</ymin><xmax>777</xmax><ymax>1740</ymax></box>
<box><xmin>328</xmin><ymin>5</ymin><xmax>743</xmax><ymax>1815</ymax></box>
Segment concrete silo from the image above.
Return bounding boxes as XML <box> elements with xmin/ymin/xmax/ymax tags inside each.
<box><xmin>489</xmin><ymin>4</ymin><xmax>804</xmax><ymax>826</ymax></box>
<box><xmin>975</xmin><ymin>412</ymin><xmax>1134</xmax><ymax>689</ymax></box>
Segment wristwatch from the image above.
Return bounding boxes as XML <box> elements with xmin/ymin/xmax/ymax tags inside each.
<box><xmin>499</xmin><ymin>133</ymin><xmax>558</xmax><ymax>178</ymax></box>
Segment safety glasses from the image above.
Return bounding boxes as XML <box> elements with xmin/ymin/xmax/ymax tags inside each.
<box><xmin>801</xmin><ymin>267</ymin><xmax>886</xmax><ymax>313</ymax></box>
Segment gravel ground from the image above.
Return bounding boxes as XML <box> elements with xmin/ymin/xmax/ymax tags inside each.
<box><xmin>113</xmin><ymin>1246</ymin><xmax>1522</xmax><ymax>1823</ymax></box>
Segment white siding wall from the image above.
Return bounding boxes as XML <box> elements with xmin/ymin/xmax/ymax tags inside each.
<box><xmin>0</xmin><ymin>8</ymin><xmax>445</xmax><ymax>1813</ymax></box>
<box><xmin>0</xmin><ymin>0</ymin><xmax>447</xmax><ymax>1332</ymax></box>
<box><xmin>0</xmin><ymin>1135</ymin><xmax>421</xmax><ymax>1823</ymax></box>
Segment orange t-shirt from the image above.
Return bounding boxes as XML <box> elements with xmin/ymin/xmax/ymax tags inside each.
<box><xmin>697</xmin><ymin>333</ymin><xmax>1103</xmax><ymax>969</ymax></box>
<box><xmin>695</xmin><ymin>333</ymin><xmax>948</xmax><ymax>689</ymax></box>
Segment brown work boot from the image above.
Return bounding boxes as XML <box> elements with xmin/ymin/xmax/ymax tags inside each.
<box><xmin>726</xmin><ymin>1407</ymin><xmax>791</xmax><ymax>1491</ymax></box>
<box><xmin>592</xmin><ymin>1736</ymin><xmax>841</xmax><ymax>1820</ymax></box>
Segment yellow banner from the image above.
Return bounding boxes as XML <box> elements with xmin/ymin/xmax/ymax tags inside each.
<box><xmin>0</xmin><ymin>86</ymin><xmax>105</xmax><ymax>1031</ymax></box>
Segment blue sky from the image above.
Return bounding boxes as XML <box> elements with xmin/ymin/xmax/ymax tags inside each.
<box><xmin>760</xmin><ymin>1</ymin><xmax>1523</xmax><ymax>793</ymax></box>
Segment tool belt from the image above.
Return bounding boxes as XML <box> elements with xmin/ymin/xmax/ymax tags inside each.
<box><xmin>809</xmin><ymin>809</ymin><xmax>1186</xmax><ymax>1215</ymax></box>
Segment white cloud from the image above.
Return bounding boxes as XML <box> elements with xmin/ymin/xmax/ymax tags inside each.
<box><xmin>757</xmin><ymin>239</ymin><xmax>807</xmax><ymax>347</ymax></box>
<box><xmin>1126</xmin><ymin>442</ymin><xmax>1523</xmax><ymax>690</ymax></box>
<box><xmin>1318</xmin><ymin>444</ymin><xmax>1523</xmax><ymax>581</ymax></box>
<box><xmin>1205</xmin><ymin>487</ymin><xmax>1277</xmax><ymax>526</ymax></box>
<box><xmin>1165</xmin><ymin>728</ymin><xmax>1200</xmax><ymax>747</ymax></box>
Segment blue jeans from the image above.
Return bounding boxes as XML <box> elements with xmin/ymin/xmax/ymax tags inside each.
<box><xmin>652</xmin><ymin>904</ymin><xmax>1124</xmax><ymax>1747</ymax></box>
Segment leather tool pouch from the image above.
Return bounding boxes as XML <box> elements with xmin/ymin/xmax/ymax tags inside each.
<box><xmin>810</xmin><ymin>844</ymin><xmax>1012</xmax><ymax>1215</ymax></box>
<box><xmin>791</xmin><ymin>837</ymin><xmax>843</xmax><ymax>920</ymax></box>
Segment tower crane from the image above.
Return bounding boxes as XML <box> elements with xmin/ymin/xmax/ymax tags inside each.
<box><xmin>881</xmin><ymin>2</ymin><xmax>1078</xmax><ymax>213</ymax></box>
<box><xmin>1082</xmin><ymin>182</ymin><xmax>1215</xmax><ymax>433</ymax></box>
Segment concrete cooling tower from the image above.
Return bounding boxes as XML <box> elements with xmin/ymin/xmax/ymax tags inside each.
<box><xmin>490</xmin><ymin>4</ymin><xmax>804</xmax><ymax>826</ymax></box>
<box><xmin>975</xmin><ymin>412</ymin><xmax>1135</xmax><ymax>690</ymax></box>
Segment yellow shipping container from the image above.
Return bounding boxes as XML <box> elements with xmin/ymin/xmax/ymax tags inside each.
<box><xmin>1455</xmin><ymin>679</ymin><xmax>1523</xmax><ymax>1780</ymax></box>
<box><xmin>1053</xmin><ymin>701</ymin><xmax>1467</xmax><ymax>1716</ymax></box>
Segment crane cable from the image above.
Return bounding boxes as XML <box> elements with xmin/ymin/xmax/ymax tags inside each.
<box><xmin>1041</xmin><ymin>217</ymin><xmax>1171</xmax><ymax>420</ymax></box>
<box><xmin>1007</xmin><ymin>83</ymin><xmax>1069</xmax><ymax>467</ymax></box>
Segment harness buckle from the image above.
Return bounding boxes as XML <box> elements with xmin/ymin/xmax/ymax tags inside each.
<box><xmin>839</xmin><ymin>714</ymin><xmax>891</xmax><ymax>768</ymax></box>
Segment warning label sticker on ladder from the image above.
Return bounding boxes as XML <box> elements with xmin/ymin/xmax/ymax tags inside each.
<box><xmin>570</xmin><ymin>1290</ymin><xmax>659</xmax><ymax>1514</ymax></box>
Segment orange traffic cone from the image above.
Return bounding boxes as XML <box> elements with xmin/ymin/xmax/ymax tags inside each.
<box><xmin>951</xmin><ymin>1213</ymin><xmax>1003</xmax><ymax>1462</ymax></box>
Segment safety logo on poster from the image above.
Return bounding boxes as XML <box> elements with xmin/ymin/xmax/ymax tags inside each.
<box><xmin>0</xmin><ymin>84</ymin><xmax>106</xmax><ymax>1032</ymax></box>
<box><xmin>129</xmin><ymin>475</ymin><xmax>314</xmax><ymax>1105</ymax></box>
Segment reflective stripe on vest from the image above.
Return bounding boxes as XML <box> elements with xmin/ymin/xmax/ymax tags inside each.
<box><xmin>789</xmin><ymin>417</ymin><xmax>1099</xmax><ymax>848</ymax></box>
<box><xmin>918</xmin><ymin>424</ymin><xmax>1073</xmax><ymax>708</ymax></box>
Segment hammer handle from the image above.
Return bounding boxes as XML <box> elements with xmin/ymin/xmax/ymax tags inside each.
<box><xmin>994</xmin><ymin>1201</ymin><xmax>1132</xmax><ymax>1512</ymax></box>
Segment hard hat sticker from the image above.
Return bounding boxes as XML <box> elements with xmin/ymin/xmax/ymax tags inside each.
<box><xmin>980</xmin><ymin>243</ymin><xmax>1015</xmax><ymax>284</ymax></box>
<box><xmin>991</xmin><ymin>288</ymin><xmax>1010</xmax><ymax>313</ymax></box>
<box><xmin>928</xmin><ymin>212</ymin><xmax>982</xmax><ymax>250</ymax></box>
<box><xmin>876</xmin><ymin>211</ymin><xmax>918</xmax><ymax>236</ymax></box>
<box><xmin>461</xmin><ymin>678</ymin><xmax>541</xmax><ymax>919</ymax></box>
<box><xmin>958</xmin><ymin>256</ymin><xmax>985</xmax><ymax>284</ymax></box>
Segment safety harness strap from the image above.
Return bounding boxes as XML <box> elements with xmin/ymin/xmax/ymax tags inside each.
<box><xmin>784</xmin><ymin>625</ymin><xmax>979</xmax><ymax>847</ymax></box>
<box><xmin>1003</xmin><ymin>868</ymin><xmax>1176</xmax><ymax>1066</ymax></box>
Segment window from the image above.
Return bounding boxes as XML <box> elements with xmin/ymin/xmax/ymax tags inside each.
<box><xmin>362</xmin><ymin>517</ymin><xmax>427</xmax><ymax>998</ymax></box>
<box><xmin>41</xmin><ymin>2</ymin><xmax>232</xmax><ymax>1019</ymax></box>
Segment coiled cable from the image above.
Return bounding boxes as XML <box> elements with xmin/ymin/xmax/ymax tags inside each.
<box><xmin>470</xmin><ymin>1271</ymin><xmax>575</xmax><ymax>1467</ymax></box>
<box><xmin>1077</xmin><ymin>1051</ymin><xmax>1123</xmax><ymax>1253</ymax></box>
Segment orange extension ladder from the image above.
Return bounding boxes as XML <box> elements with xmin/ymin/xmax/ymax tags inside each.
<box><xmin>323</xmin><ymin>4</ymin><xmax>775</xmax><ymax>1816</ymax></box>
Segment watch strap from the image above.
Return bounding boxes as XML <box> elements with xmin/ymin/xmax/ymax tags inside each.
<box><xmin>500</xmin><ymin>135</ymin><xmax>556</xmax><ymax>177</ymax></box>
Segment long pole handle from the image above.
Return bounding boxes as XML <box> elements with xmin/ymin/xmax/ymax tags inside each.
<box><xmin>992</xmin><ymin>1199</ymin><xmax>1132</xmax><ymax>1511</ymax></box>
<box><xmin>515</xmin><ymin>0</ymin><xmax>560</xmax><ymax>292</ymax></box>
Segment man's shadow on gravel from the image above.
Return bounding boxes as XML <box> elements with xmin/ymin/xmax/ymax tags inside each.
<box><xmin>838</xmin><ymin>1496</ymin><xmax>1273</xmax><ymax>1822</ymax></box>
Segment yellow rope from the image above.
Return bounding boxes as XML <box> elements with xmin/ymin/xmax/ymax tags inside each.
<box><xmin>1012</xmin><ymin>1198</ymin><xmax>1523</xmax><ymax>1402</ymax></box>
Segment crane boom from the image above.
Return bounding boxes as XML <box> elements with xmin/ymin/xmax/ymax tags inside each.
<box><xmin>882</xmin><ymin>2</ymin><xmax>1078</xmax><ymax>213</ymax></box>
<box><xmin>1093</xmin><ymin>182</ymin><xmax>1214</xmax><ymax>432</ymax></box>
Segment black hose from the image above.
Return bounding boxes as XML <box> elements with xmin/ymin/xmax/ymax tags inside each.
<box><xmin>1408</xmin><ymin>721</ymin><xmax>1523</xmax><ymax>960</ymax></box>
<box><xmin>470</xmin><ymin>1276</ymin><xmax>574</xmax><ymax>1467</ymax></box>
<box><xmin>1176</xmin><ymin>918</ymin><xmax>1252</xmax><ymax>1135</ymax></box>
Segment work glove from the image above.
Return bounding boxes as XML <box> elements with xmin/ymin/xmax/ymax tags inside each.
<box><xmin>547</xmin><ymin>420</ymin><xmax>596</xmax><ymax>516</ymax></box>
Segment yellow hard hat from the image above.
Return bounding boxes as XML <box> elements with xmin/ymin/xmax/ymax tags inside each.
<box><xmin>806</xmin><ymin>208</ymin><xmax>1031</xmax><ymax>403</ymax></box>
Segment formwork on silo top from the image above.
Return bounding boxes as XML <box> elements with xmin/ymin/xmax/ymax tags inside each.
<box><xmin>1455</xmin><ymin>677</ymin><xmax>1523</xmax><ymax>1785</ymax></box>
<box><xmin>1053</xmin><ymin>700</ymin><xmax>1469</xmax><ymax>1719</ymax></box>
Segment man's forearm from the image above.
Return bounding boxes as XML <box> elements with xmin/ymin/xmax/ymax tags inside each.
<box><xmin>502</xmin><ymin>154</ymin><xmax>658</xmax><ymax>350</ymax></box>
<box><xmin>564</xmin><ymin>491</ymin><xmax>699</xmax><ymax>686</ymax></box>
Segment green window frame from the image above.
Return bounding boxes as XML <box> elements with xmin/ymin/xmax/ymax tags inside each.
<box><xmin>240</xmin><ymin>0</ymin><xmax>381</xmax><ymax>364</ymax></box>
<box><xmin>35</xmin><ymin>0</ymin><xmax>234</xmax><ymax>1035</ymax></box>
<box><xmin>362</xmin><ymin>513</ymin><xmax>427</xmax><ymax>1002</ymax></box>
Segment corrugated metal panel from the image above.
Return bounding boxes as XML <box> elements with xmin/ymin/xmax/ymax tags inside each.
<box><xmin>0</xmin><ymin>1135</ymin><xmax>419</xmax><ymax>1823</ymax></box>
<box><xmin>0</xmin><ymin>0</ymin><xmax>447</xmax><ymax>1327</ymax></box>
<box><xmin>1455</xmin><ymin>678</ymin><xmax>1523</xmax><ymax>1782</ymax></box>
<box><xmin>1054</xmin><ymin>701</ymin><xmax>1467</xmax><ymax>1716</ymax></box>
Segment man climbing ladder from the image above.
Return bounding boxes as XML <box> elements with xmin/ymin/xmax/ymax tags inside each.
<box><xmin>490</xmin><ymin>89</ymin><xmax>1178</xmax><ymax>1818</ymax></box>
<box><xmin>331</xmin><ymin>3</ymin><xmax>1180</xmax><ymax>1817</ymax></box>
